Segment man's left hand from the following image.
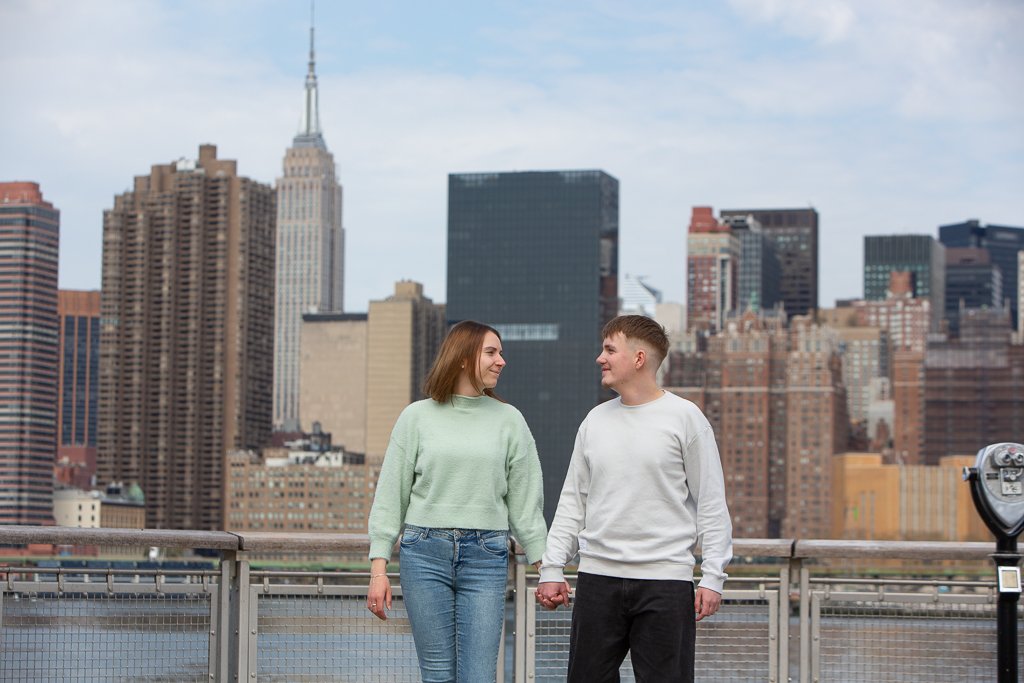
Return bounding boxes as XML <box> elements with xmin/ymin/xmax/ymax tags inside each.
<box><xmin>694</xmin><ymin>586</ymin><xmax>722</xmax><ymax>622</ymax></box>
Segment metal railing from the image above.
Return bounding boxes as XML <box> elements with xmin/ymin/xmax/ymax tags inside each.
<box><xmin>0</xmin><ymin>527</ymin><xmax>1018</xmax><ymax>682</ymax></box>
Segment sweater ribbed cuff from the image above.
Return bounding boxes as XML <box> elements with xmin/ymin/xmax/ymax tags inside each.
<box><xmin>368</xmin><ymin>538</ymin><xmax>396</xmax><ymax>561</ymax></box>
<box><xmin>538</xmin><ymin>566</ymin><xmax>566</xmax><ymax>584</ymax></box>
<box><xmin>697</xmin><ymin>574</ymin><xmax>726</xmax><ymax>594</ymax></box>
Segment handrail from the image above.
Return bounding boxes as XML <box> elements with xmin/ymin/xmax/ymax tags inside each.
<box><xmin>0</xmin><ymin>525</ymin><xmax>238</xmax><ymax>549</ymax></box>
<box><xmin>793</xmin><ymin>539</ymin><xmax>993</xmax><ymax>560</ymax></box>
<box><xmin>0</xmin><ymin>526</ymin><xmax>997</xmax><ymax>560</ymax></box>
<box><xmin>232</xmin><ymin>531</ymin><xmax>368</xmax><ymax>552</ymax></box>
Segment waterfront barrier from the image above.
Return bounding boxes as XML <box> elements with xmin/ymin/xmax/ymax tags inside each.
<box><xmin>0</xmin><ymin>527</ymin><xmax>1017</xmax><ymax>682</ymax></box>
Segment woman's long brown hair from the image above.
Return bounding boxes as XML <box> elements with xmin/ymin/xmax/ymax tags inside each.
<box><xmin>423</xmin><ymin>320</ymin><xmax>502</xmax><ymax>403</ymax></box>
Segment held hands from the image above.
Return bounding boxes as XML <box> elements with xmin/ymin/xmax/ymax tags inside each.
<box><xmin>694</xmin><ymin>586</ymin><xmax>722</xmax><ymax>622</ymax></box>
<box><xmin>536</xmin><ymin>580</ymin><xmax>572</xmax><ymax>610</ymax></box>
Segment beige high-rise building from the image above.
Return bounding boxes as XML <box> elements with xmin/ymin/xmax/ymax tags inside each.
<box><xmin>833</xmin><ymin>452</ymin><xmax>990</xmax><ymax>541</ymax></box>
<box><xmin>300</xmin><ymin>313</ymin><xmax>368</xmax><ymax>452</ymax></box>
<box><xmin>273</xmin><ymin>18</ymin><xmax>344</xmax><ymax>432</ymax></box>
<box><xmin>98</xmin><ymin>144</ymin><xmax>275</xmax><ymax>530</ymax></box>
<box><xmin>297</xmin><ymin>281</ymin><xmax>446</xmax><ymax>461</ymax></box>
<box><xmin>366</xmin><ymin>281</ymin><xmax>446</xmax><ymax>459</ymax></box>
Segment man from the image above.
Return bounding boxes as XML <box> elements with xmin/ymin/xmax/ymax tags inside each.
<box><xmin>537</xmin><ymin>315</ymin><xmax>733</xmax><ymax>683</ymax></box>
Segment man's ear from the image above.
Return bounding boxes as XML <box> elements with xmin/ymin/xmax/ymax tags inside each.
<box><xmin>634</xmin><ymin>348</ymin><xmax>646</xmax><ymax>369</ymax></box>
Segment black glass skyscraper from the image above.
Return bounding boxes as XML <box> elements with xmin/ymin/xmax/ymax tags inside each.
<box><xmin>939</xmin><ymin>219</ymin><xmax>1024</xmax><ymax>328</ymax></box>
<box><xmin>447</xmin><ymin>171</ymin><xmax>618</xmax><ymax>521</ymax></box>
<box><xmin>720</xmin><ymin>208</ymin><xmax>818</xmax><ymax>317</ymax></box>
<box><xmin>944</xmin><ymin>248</ymin><xmax>1002</xmax><ymax>338</ymax></box>
<box><xmin>722</xmin><ymin>214</ymin><xmax>781</xmax><ymax>314</ymax></box>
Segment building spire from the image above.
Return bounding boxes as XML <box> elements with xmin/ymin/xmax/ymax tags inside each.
<box><xmin>296</xmin><ymin>0</ymin><xmax>324</xmax><ymax>146</ymax></box>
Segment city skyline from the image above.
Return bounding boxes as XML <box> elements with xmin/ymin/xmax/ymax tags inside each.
<box><xmin>2</xmin><ymin>1</ymin><xmax>1020</xmax><ymax>315</ymax></box>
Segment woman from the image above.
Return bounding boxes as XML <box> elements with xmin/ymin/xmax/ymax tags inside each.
<box><xmin>366</xmin><ymin>320</ymin><xmax>547</xmax><ymax>683</ymax></box>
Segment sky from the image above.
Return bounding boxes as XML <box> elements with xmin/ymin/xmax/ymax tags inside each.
<box><xmin>2</xmin><ymin>0</ymin><xmax>1022</xmax><ymax>313</ymax></box>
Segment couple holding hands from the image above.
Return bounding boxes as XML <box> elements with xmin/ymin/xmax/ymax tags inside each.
<box><xmin>366</xmin><ymin>315</ymin><xmax>733</xmax><ymax>683</ymax></box>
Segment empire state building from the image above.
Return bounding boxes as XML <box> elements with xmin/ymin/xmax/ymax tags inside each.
<box><xmin>273</xmin><ymin>18</ymin><xmax>345</xmax><ymax>431</ymax></box>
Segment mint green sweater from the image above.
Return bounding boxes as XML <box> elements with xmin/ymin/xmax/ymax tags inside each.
<box><xmin>368</xmin><ymin>395</ymin><xmax>547</xmax><ymax>563</ymax></box>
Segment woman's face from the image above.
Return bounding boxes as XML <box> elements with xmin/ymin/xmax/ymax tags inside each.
<box><xmin>473</xmin><ymin>331</ymin><xmax>506</xmax><ymax>390</ymax></box>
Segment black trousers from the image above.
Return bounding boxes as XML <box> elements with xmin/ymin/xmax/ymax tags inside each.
<box><xmin>566</xmin><ymin>572</ymin><xmax>696</xmax><ymax>683</ymax></box>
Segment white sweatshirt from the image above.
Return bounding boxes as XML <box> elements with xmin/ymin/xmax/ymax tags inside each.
<box><xmin>540</xmin><ymin>391</ymin><xmax>733</xmax><ymax>593</ymax></box>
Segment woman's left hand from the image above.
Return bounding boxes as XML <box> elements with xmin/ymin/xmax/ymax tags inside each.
<box><xmin>367</xmin><ymin>574</ymin><xmax>392</xmax><ymax>620</ymax></box>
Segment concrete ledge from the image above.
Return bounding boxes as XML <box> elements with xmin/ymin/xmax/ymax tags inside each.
<box><xmin>232</xmin><ymin>532</ymin><xmax>370</xmax><ymax>553</ymax></box>
<box><xmin>0</xmin><ymin>527</ymin><xmax>999</xmax><ymax>561</ymax></box>
<box><xmin>733</xmin><ymin>538</ymin><xmax>795</xmax><ymax>558</ymax></box>
<box><xmin>794</xmin><ymin>539</ymin><xmax>994</xmax><ymax>561</ymax></box>
<box><xmin>0</xmin><ymin>525</ymin><xmax>239</xmax><ymax>550</ymax></box>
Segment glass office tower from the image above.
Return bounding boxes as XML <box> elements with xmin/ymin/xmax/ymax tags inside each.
<box><xmin>863</xmin><ymin>234</ymin><xmax>946</xmax><ymax>331</ymax></box>
<box><xmin>939</xmin><ymin>219</ymin><xmax>1024</xmax><ymax>329</ymax></box>
<box><xmin>720</xmin><ymin>208</ymin><xmax>818</xmax><ymax>317</ymax></box>
<box><xmin>447</xmin><ymin>171</ymin><xmax>618</xmax><ymax>521</ymax></box>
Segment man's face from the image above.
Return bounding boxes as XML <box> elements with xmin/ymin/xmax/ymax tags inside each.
<box><xmin>596</xmin><ymin>332</ymin><xmax>635</xmax><ymax>391</ymax></box>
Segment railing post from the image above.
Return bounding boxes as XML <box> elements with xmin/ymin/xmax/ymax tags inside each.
<box><xmin>778</xmin><ymin>563</ymin><xmax>791</xmax><ymax>683</ymax></box>
<box><xmin>234</xmin><ymin>553</ymin><xmax>254</xmax><ymax>681</ymax></box>
<box><xmin>513</xmin><ymin>555</ymin><xmax>527</xmax><ymax>683</ymax></box>
<box><xmin>214</xmin><ymin>551</ymin><xmax>236</xmax><ymax>682</ymax></box>
<box><xmin>798</xmin><ymin>564</ymin><xmax>810</xmax><ymax>683</ymax></box>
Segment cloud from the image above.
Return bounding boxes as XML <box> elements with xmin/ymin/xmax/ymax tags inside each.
<box><xmin>1</xmin><ymin>0</ymin><xmax>1021</xmax><ymax>314</ymax></box>
<box><xmin>729</xmin><ymin>0</ymin><xmax>856</xmax><ymax>44</ymax></box>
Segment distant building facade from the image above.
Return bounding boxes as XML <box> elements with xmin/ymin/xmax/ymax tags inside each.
<box><xmin>620</xmin><ymin>274</ymin><xmax>662</xmax><ymax>317</ymax></box>
<box><xmin>365</xmin><ymin>281</ymin><xmax>446</xmax><ymax>459</ymax></box>
<box><xmin>783</xmin><ymin>320</ymin><xmax>849</xmax><ymax>538</ymax></box>
<box><xmin>53</xmin><ymin>488</ymin><xmax>101</xmax><ymax>529</ymax></box>
<box><xmin>665</xmin><ymin>312</ymin><xmax>847</xmax><ymax>539</ymax></box>
<box><xmin>833</xmin><ymin>453</ymin><xmax>990</xmax><ymax>541</ymax></box>
<box><xmin>922</xmin><ymin>308</ymin><xmax>1023</xmax><ymax>465</ymax></box>
<box><xmin>686</xmin><ymin>207</ymin><xmax>738</xmax><ymax>333</ymax></box>
<box><xmin>300</xmin><ymin>313</ymin><xmax>369</xmax><ymax>453</ymax></box>
<box><xmin>863</xmin><ymin>234</ymin><xmax>945</xmax><ymax>331</ymax></box>
<box><xmin>0</xmin><ymin>182</ymin><xmax>59</xmax><ymax>526</ymax></box>
<box><xmin>298</xmin><ymin>281</ymin><xmax>445</xmax><ymax>463</ymax></box>
<box><xmin>892</xmin><ymin>350</ymin><xmax>925</xmax><ymax>466</ymax></box>
<box><xmin>939</xmin><ymin>219</ymin><xmax>1024</xmax><ymax>328</ymax></box>
<box><xmin>98</xmin><ymin>145</ymin><xmax>276</xmax><ymax>530</ymax></box>
<box><xmin>852</xmin><ymin>272</ymin><xmax>931</xmax><ymax>353</ymax></box>
<box><xmin>720</xmin><ymin>207</ymin><xmax>818</xmax><ymax>317</ymax></box>
<box><xmin>52</xmin><ymin>483</ymin><xmax>145</xmax><ymax>530</ymax></box>
<box><xmin>944</xmin><ymin>247</ymin><xmax>1001</xmax><ymax>338</ymax></box>
<box><xmin>834</xmin><ymin>326</ymin><xmax>889</xmax><ymax>426</ymax></box>
<box><xmin>273</xmin><ymin>21</ymin><xmax>344</xmax><ymax>432</ymax></box>
<box><xmin>225</xmin><ymin>429</ymin><xmax>373</xmax><ymax>534</ymax></box>
<box><xmin>722</xmin><ymin>213</ymin><xmax>781</xmax><ymax>314</ymax></box>
<box><xmin>447</xmin><ymin>170</ymin><xmax>618</xmax><ymax>522</ymax></box>
<box><xmin>56</xmin><ymin>290</ymin><xmax>101</xmax><ymax>490</ymax></box>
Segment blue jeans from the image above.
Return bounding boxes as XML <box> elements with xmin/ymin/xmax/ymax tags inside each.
<box><xmin>399</xmin><ymin>525</ymin><xmax>509</xmax><ymax>683</ymax></box>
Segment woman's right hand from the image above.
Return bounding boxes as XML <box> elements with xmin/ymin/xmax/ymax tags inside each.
<box><xmin>367</xmin><ymin>564</ymin><xmax>392</xmax><ymax>620</ymax></box>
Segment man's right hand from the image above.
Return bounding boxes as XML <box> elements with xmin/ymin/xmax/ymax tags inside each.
<box><xmin>536</xmin><ymin>580</ymin><xmax>572</xmax><ymax>610</ymax></box>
